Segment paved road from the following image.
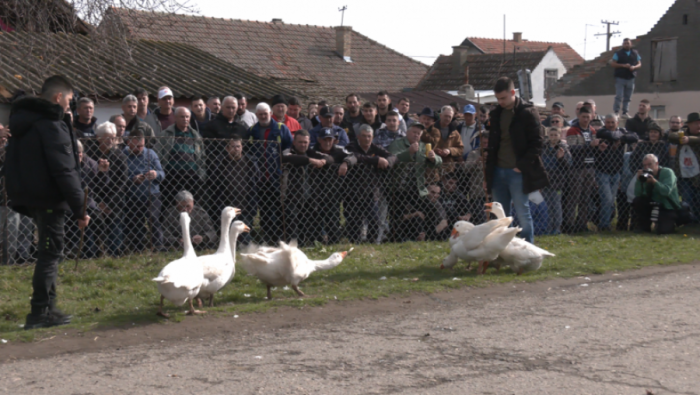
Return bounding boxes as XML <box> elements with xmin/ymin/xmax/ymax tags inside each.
<box><xmin>1</xmin><ymin>264</ymin><xmax>699</xmax><ymax>394</ymax></box>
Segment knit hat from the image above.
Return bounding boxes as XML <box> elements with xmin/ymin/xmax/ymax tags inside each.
<box><xmin>271</xmin><ymin>94</ymin><xmax>289</xmax><ymax>107</ymax></box>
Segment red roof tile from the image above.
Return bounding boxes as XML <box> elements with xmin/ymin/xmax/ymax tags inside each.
<box><xmin>103</xmin><ymin>8</ymin><xmax>428</xmax><ymax>97</ymax></box>
<box><xmin>462</xmin><ymin>37</ymin><xmax>584</xmax><ymax>70</ymax></box>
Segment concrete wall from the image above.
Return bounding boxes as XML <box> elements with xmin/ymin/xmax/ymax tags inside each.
<box><xmin>532</xmin><ymin>50</ymin><xmax>567</xmax><ymax>107</ymax></box>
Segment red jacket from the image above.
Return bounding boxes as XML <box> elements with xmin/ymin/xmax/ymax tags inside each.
<box><xmin>272</xmin><ymin>115</ymin><xmax>301</xmax><ymax>136</ymax></box>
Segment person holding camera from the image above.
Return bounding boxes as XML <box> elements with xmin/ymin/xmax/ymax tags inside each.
<box><xmin>633</xmin><ymin>153</ymin><xmax>681</xmax><ymax>234</ymax></box>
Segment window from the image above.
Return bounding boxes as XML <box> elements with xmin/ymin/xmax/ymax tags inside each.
<box><xmin>651</xmin><ymin>105</ymin><xmax>666</xmax><ymax>119</ymax></box>
<box><xmin>544</xmin><ymin>69</ymin><xmax>558</xmax><ymax>93</ymax></box>
<box><xmin>683</xmin><ymin>14</ymin><xmax>688</xmax><ymax>25</ymax></box>
<box><xmin>652</xmin><ymin>39</ymin><xmax>678</xmax><ymax>82</ymax></box>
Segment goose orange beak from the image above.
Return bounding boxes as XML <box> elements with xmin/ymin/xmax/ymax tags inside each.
<box><xmin>451</xmin><ymin>228</ymin><xmax>459</xmax><ymax>237</ymax></box>
<box><xmin>340</xmin><ymin>251</ymin><xmax>348</xmax><ymax>259</ymax></box>
<box><xmin>243</xmin><ymin>225</ymin><xmax>251</xmax><ymax>233</ymax></box>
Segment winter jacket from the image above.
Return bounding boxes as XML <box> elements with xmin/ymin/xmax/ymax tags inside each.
<box><xmin>202</xmin><ymin>113</ymin><xmax>250</xmax><ymax>140</ymax></box>
<box><xmin>668</xmin><ymin>129</ymin><xmax>700</xmax><ymax>186</ymax></box>
<box><xmin>309</xmin><ymin>123</ymin><xmax>350</xmax><ymax>147</ymax></box>
<box><xmin>486</xmin><ymin>97</ymin><xmax>549</xmax><ymax>194</ymax></box>
<box><xmin>635</xmin><ymin>166</ymin><xmax>681</xmax><ymax>210</ymax></box>
<box><xmin>272</xmin><ymin>115</ymin><xmax>302</xmax><ymax>135</ymax></box>
<box><xmin>373</xmin><ymin>127</ymin><xmax>406</xmax><ymax>149</ymax></box>
<box><xmin>124</xmin><ymin>116</ymin><xmax>157</xmax><ymax>148</ymax></box>
<box><xmin>73</xmin><ymin>116</ymin><xmax>97</xmax><ymax>138</ymax></box>
<box><xmin>625</xmin><ymin>114</ymin><xmax>661</xmax><ymax>141</ymax></box>
<box><xmin>347</xmin><ymin>115</ymin><xmax>385</xmax><ymax>142</ymax></box>
<box><xmin>281</xmin><ymin>146</ymin><xmax>333</xmax><ymax>201</ymax></box>
<box><xmin>541</xmin><ymin>141</ymin><xmax>572</xmax><ymax>190</ymax></box>
<box><xmin>388</xmin><ymin>137</ymin><xmax>442</xmax><ymax>197</ymax></box>
<box><xmin>594</xmin><ymin>127</ymin><xmax>639</xmax><ymax>175</ymax></box>
<box><xmin>345</xmin><ymin>141</ymin><xmax>397</xmax><ymax>197</ymax></box>
<box><xmin>566</xmin><ymin>124</ymin><xmax>598</xmax><ymax>169</ymax></box>
<box><xmin>89</xmin><ymin>146</ymin><xmax>129</xmax><ymax>215</ymax></box>
<box><xmin>157</xmin><ymin>124</ymin><xmax>206</xmax><ymax>181</ymax></box>
<box><xmin>123</xmin><ymin>146</ymin><xmax>165</xmax><ymax>198</ymax></box>
<box><xmin>4</xmin><ymin>97</ymin><xmax>84</xmax><ymax>219</ymax></box>
<box><xmin>631</xmin><ymin>141</ymin><xmax>670</xmax><ymax>170</ymax></box>
<box><xmin>189</xmin><ymin>108</ymin><xmax>215</xmax><ymax>134</ymax></box>
<box><xmin>141</xmin><ymin>111</ymin><xmax>162</xmax><ymax>137</ymax></box>
<box><xmin>296</xmin><ymin>116</ymin><xmax>314</xmax><ymax>132</ymax></box>
<box><xmin>421</xmin><ymin>124</ymin><xmax>464</xmax><ymax>163</ymax></box>
<box><xmin>162</xmin><ymin>205</ymin><xmax>217</xmax><ymax>247</ymax></box>
<box><xmin>249</xmin><ymin>121</ymin><xmax>293</xmax><ymax>181</ymax></box>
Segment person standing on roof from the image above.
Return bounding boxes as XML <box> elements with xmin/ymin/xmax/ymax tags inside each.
<box><xmin>611</xmin><ymin>38</ymin><xmax>642</xmax><ymax>119</ymax></box>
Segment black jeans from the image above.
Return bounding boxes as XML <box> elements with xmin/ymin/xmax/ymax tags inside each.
<box><xmin>632</xmin><ymin>196</ymin><xmax>677</xmax><ymax>234</ymax></box>
<box><xmin>125</xmin><ymin>194</ymin><xmax>164</xmax><ymax>251</ymax></box>
<box><xmin>27</xmin><ymin>208</ymin><xmax>66</xmax><ymax>315</ymax></box>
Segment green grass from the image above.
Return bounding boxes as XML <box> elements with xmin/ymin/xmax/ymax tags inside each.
<box><xmin>1</xmin><ymin>227</ymin><xmax>699</xmax><ymax>342</ymax></box>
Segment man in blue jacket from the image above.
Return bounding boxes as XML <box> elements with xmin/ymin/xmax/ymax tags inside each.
<box><xmin>4</xmin><ymin>75</ymin><xmax>90</xmax><ymax>330</ymax></box>
<box><xmin>249</xmin><ymin>103</ymin><xmax>293</xmax><ymax>244</ymax></box>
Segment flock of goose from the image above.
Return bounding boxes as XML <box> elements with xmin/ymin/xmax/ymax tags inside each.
<box><xmin>152</xmin><ymin>202</ymin><xmax>555</xmax><ymax>317</ymax></box>
<box><xmin>152</xmin><ymin>207</ymin><xmax>350</xmax><ymax>317</ymax></box>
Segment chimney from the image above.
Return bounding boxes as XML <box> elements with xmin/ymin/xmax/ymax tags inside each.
<box><xmin>513</xmin><ymin>32</ymin><xmax>523</xmax><ymax>42</ymax></box>
<box><xmin>336</xmin><ymin>26</ymin><xmax>353</xmax><ymax>62</ymax></box>
<box><xmin>452</xmin><ymin>46</ymin><xmax>469</xmax><ymax>77</ymax></box>
<box><xmin>272</xmin><ymin>18</ymin><xmax>283</xmax><ymax>24</ymax></box>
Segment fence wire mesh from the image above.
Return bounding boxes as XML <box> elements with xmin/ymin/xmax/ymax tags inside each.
<box><xmin>0</xmin><ymin>135</ymin><xmax>697</xmax><ymax>264</ymax></box>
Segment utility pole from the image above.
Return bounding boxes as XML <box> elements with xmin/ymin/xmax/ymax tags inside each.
<box><xmin>595</xmin><ymin>20</ymin><xmax>621</xmax><ymax>51</ymax></box>
<box><xmin>338</xmin><ymin>5</ymin><xmax>347</xmax><ymax>26</ymax></box>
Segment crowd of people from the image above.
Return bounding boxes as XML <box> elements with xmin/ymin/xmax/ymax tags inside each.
<box><xmin>1</xmin><ymin>79</ymin><xmax>698</xmax><ymax>263</ymax></box>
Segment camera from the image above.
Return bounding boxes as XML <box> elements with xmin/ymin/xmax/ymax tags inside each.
<box><xmin>638</xmin><ymin>169</ymin><xmax>653</xmax><ymax>182</ymax></box>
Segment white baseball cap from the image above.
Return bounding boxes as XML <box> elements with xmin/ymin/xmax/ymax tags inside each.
<box><xmin>158</xmin><ymin>87</ymin><xmax>173</xmax><ymax>99</ymax></box>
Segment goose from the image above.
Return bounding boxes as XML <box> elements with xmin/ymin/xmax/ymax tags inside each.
<box><xmin>241</xmin><ymin>241</ymin><xmax>350</xmax><ymax>300</ymax></box>
<box><xmin>195</xmin><ymin>207</ymin><xmax>244</xmax><ymax>307</ymax></box>
<box><xmin>442</xmin><ymin>225</ymin><xmax>521</xmax><ymax>273</ymax></box>
<box><xmin>152</xmin><ymin>212</ymin><xmax>203</xmax><ymax>318</ymax></box>
<box><xmin>449</xmin><ymin>221</ymin><xmax>475</xmax><ymax>247</ymax></box>
<box><xmin>485</xmin><ymin>202</ymin><xmax>555</xmax><ymax>275</ymax></box>
<box><xmin>441</xmin><ymin>216</ymin><xmax>513</xmax><ymax>274</ymax></box>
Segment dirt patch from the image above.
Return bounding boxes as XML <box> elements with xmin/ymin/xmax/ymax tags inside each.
<box><xmin>1</xmin><ymin>263</ymin><xmax>697</xmax><ymax>363</ymax></box>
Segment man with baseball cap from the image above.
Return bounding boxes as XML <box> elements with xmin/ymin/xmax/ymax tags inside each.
<box><xmin>153</xmin><ymin>86</ymin><xmax>176</xmax><ymax>131</ymax></box>
<box><xmin>542</xmin><ymin>102</ymin><xmax>570</xmax><ymax>127</ymax></box>
<box><xmin>309</xmin><ymin>127</ymin><xmax>357</xmax><ymax>244</ymax></box>
<box><xmin>309</xmin><ymin>106</ymin><xmax>349</xmax><ymax>147</ymax></box>
<box><xmin>458</xmin><ymin>104</ymin><xmax>480</xmax><ymax>154</ymax></box>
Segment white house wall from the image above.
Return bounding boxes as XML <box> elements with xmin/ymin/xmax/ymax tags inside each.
<box><xmin>1</xmin><ymin>102</ymin><xmax>123</xmax><ymax>128</ymax></box>
<box><xmin>531</xmin><ymin>50</ymin><xmax>567</xmax><ymax>107</ymax></box>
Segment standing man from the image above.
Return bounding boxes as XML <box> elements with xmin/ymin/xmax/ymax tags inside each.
<box><xmin>122</xmin><ymin>94</ymin><xmax>156</xmax><ymax>147</ymax></box>
<box><xmin>376</xmin><ymin>91</ymin><xmax>407</xmax><ymax>133</ymax></box>
<box><xmin>288</xmin><ymin>97</ymin><xmax>313</xmax><ymax>131</ymax></box>
<box><xmin>342</xmin><ymin>93</ymin><xmax>363</xmax><ymax>130</ymax></box>
<box><xmin>485</xmin><ymin>77</ymin><xmax>548</xmax><ymax>243</ymax></box>
<box><xmin>309</xmin><ymin>106</ymin><xmax>350</xmax><ymax>147</ymax></box>
<box><xmin>154</xmin><ymin>86</ymin><xmax>175</xmax><ymax>131</ymax></box>
<box><xmin>249</xmin><ymin>103</ymin><xmax>293</xmax><ymax>244</ymax></box>
<box><xmin>73</xmin><ymin>97</ymin><xmax>97</xmax><ymax>138</ymax></box>
<box><xmin>542</xmin><ymin>102</ymin><xmax>570</xmax><ymax>127</ymax></box>
<box><xmin>611</xmin><ymin>38</ymin><xmax>642</xmax><ymax>118</ymax></box>
<box><xmin>207</xmin><ymin>96</ymin><xmax>222</xmax><ymax>116</ymax></box>
<box><xmin>4</xmin><ymin>75</ymin><xmax>90</xmax><ymax>329</ymax></box>
<box><xmin>233</xmin><ymin>93</ymin><xmax>258</xmax><ymax>127</ymax></box>
<box><xmin>458</xmin><ymin>104</ymin><xmax>480</xmax><ymax>155</ymax></box>
<box><xmin>423</xmin><ymin>106</ymin><xmax>463</xmax><ymax>165</ymax></box>
<box><xmin>396</xmin><ymin>97</ymin><xmax>414</xmax><ymax>127</ymax></box>
<box><xmin>624</xmin><ymin>99</ymin><xmax>660</xmax><ymax>141</ymax></box>
<box><xmin>189</xmin><ymin>95</ymin><xmax>214</xmax><ymax>133</ymax></box>
<box><xmin>668</xmin><ymin>113</ymin><xmax>700</xmax><ymax>223</ymax></box>
<box><xmin>271</xmin><ymin>94</ymin><xmax>301</xmax><ymax>136</ymax></box>
<box><xmin>565</xmin><ymin>107</ymin><xmax>598</xmax><ymax>233</ymax></box>
<box><xmin>134</xmin><ymin>88</ymin><xmax>162</xmax><ymax>136</ymax></box>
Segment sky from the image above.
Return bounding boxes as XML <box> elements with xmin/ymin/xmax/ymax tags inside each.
<box><xmin>193</xmin><ymin>0</ymin><xmax>676</xmax><ymax>65</ymax></box>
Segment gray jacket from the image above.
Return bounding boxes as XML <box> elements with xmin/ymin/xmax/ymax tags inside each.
<box><xmin>156</xmin><ymin>124</ymin><xmax>207</xmax><ymax>181</ymax></box>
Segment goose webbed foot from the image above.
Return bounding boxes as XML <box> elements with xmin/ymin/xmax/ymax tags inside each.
<box><xmin>187</xmin><ymin>299</ymin><xmax>206</xmax><ymax>315</ymax></box>
<box><xmin>156</xmin><ymin>295</ymin><xmax>170</xmax><ymax>318</ymax></box>
<box><xmin>291</xmin><ymin>285</ymin><xmax>305</xmax><ymax>297</ymax></box>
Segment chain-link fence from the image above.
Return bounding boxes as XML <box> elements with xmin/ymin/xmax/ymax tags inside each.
<box><xmin>0</xmin><ymin>136</ymin><xmax>697</xmax><ymax>264</ymax></box>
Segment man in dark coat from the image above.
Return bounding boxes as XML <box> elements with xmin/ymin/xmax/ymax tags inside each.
<box><xmin>485</xmin><ymin>77</ymin><xmax>549</xmax><ymax>243</ymax></box>
<box><xmin>3</xmin><ymin>76</ymin><xmax>90</xmax><ymax>330</ymax></box>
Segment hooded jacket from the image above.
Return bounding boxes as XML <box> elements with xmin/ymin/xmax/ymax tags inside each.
<box><xmin>3</xmin><ymin>97</ymin><xmax>84</xmax><ymax>218</ymax></box>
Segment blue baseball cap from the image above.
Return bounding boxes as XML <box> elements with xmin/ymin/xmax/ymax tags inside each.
<box><xmin>462</xmin><ymin>104</ymin><xmax>476</xmax><ymax>114</ymax></box>
<box><xmin>318</xmin><ymin>127</ymin><xmax>336</xmax><ymax>139</ymax></box>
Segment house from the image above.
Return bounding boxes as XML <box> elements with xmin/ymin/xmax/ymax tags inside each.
<box><xmin>460</xmin><ymin>34</ymin><xmax>584</xmax><ymax>71</ymax></box>
<box><xmin>101</xmin><ymin>8</ymin><xmax>429</xmax><ymax>103</ymax></box>
<box><xmin>548</xmin><ymin>0</ymin><xmax>700</xmax><ymax>121</ymax></box>
<box><xmin>415</xmin><ymin>47</ymin><xmax>567</xmax><ymax>107</ymax></box>
<box><xmin>0</xmin><ymin>32</ymin><xmax>302</xmax><ymax>123</ymax></box>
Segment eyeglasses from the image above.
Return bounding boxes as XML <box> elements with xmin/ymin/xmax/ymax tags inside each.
<box><xmin>551</xmin><ymin>120</ymin><xmax>560</xmax><ymax>124</ymax></box>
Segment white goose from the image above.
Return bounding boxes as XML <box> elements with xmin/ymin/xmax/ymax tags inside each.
<box><xmin>196</xmin><ymin>207</ymin><xmax>244</xmax><ymax>307</ymax></box>
<box><xmin>443</xmin><ymin>225</ymin><xmax>521</xmax><ymax>273</ymax></box>
<box><xmin>152</xmin><ymin>212</ymin><xmax>203</xmax><ymax>317</ymax></box>
<box><xmin>441</xmin><ymin>215</ymin><xmax>514</xmax><ymax>274</ymax></box>
<box><xmin>241</xmin><ymin>241</ymin><xmax>350</xmax><ymax>299</ymax></box>
<box><xmin>485</xmin><ymin>202</ymin><xmax>555</xmax><ymax>275</ymax></box>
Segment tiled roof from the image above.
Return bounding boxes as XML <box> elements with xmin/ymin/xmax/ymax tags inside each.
<box><xmin>462</xmin><ymin>37</ymin><xmax>584</xmax><ymax>70</ymax></box>
<box><xmin>104</xmin><ymin>8</ymin><xmax>429</xmax><ymax>95</ymax></box>
<box><xmin>549</xmin><ymin>45</ymin><xmax>622</xmax><ymax>96</ymax></box>
<box><xmin>357</xmin><ymin>90</ymin><xmax>478</xmax><ymax>114</ymax></box>
<box><xmin>0</xmin><ymin>32</ymin><xmax>301</xmax><ymax>102</ymax></box>
<box><xmin>415</xmin><ymin>51</ymin><xmax>549</xmax><ymax>91</ymax></box>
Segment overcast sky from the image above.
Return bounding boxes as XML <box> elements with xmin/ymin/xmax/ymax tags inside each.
<box><xmin>194</xmin><ymin>0</ymin><xmax>675</xmax><ymax>64</ymax></box>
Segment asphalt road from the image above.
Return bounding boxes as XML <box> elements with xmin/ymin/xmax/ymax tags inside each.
<box><xmin>1</xmin><ymin>264</ymin><xmax>699</xmax><ymax>394</ymax></box>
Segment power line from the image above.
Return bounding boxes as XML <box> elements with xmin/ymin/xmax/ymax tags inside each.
<box><xmin>595</xmin><ymin>20</ymin><xmax>621</xmax><ymax>51</ymax></box>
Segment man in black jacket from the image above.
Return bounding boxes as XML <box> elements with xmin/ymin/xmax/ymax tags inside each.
<box><xmin>485</xmin><ymin>77</ymin><xmax>549</xmax><ymax>243</ymax></box>
<box><xmin>281</xmin><ymin>130</ymin><xmax>333</xmax><ymax>244</ymax></box>
<box><xmin>611</xmin><ymin>38</ymin><xmax>642</xmax><ymax>118</ymax></box>
<box><xmin>4</xmin><ymin>76</ymin><xmax>90</xmax><ymax>330</ymax></box>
